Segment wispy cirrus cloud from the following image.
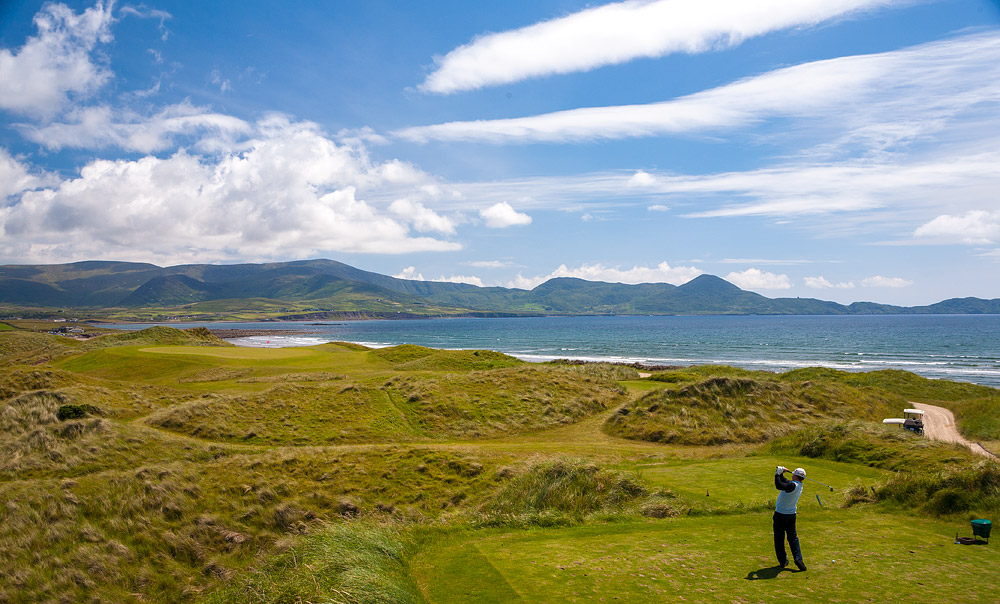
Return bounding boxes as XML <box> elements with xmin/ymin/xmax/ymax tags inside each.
<box><xmin>400</xmin><ymin>31</ymin><xmax>1000</xmax><ymax>145</ymax></box>
<box><xmin>861</xmin><ymin>275</ymin><xmax>913</xmax><ymax>288</ymax></box>
<box><xmin>419</xmin><ymin>0</ymin><xmax>897</xmax><ymax>94</ymax></box>
<box><xmin>19</xmin><ymin>102</ymin><xmax>252</xmax><ymax>153</ymax></box>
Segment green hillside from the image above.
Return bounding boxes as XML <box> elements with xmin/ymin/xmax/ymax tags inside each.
<box><xmin>3</xmin><ymin>259</ymin><xmax>999</xmax><ymax>318</ymax></box>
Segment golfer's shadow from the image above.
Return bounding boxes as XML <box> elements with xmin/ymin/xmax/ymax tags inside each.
<box><xmin>744</xmin><ymin>565</ymin><xmax>797</xmax><ymax>580</ymax></box>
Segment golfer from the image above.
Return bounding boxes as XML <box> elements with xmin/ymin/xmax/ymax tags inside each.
<box><xmin>773</xmin><ymin>466</ymin><xmax>807</xmax><ymax>571</ymax></box>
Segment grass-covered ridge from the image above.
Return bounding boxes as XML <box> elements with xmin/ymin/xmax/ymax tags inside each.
<box><xmin>1</xmin><ymin>324</ymin><xmax>999</xmax><ymax>603</ymax></box>
<box><xmin>605</xmin><ymin>374</ymin><xmax>899</xmax><ymax>445</ymax></box>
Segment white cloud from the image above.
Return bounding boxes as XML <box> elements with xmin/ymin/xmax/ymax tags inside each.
<box><xmin>0</xmin><ymin>117</ymin><xmax>460</xmax><ymax>264</ymax></box>
<box><xmin>861</xmin><ymin>275</ymin><xmax>913</xmax><ymax>288</ymax></box>
<box><xmin>209</xmin><ymin>69</ymin><xmax>232</xmax><ymax>93</ymax></box>
<box><xmin>480</xmin><ymin>202</ymin><xmax>532</xmax><ymax>228</ymax></box>
<box><xmin>913</xmin><ymin>210</ymin><xmax>1000</xmax><ymax>245</ymax></box>
<box><xmin>394</xmin><ymin>266</ymin><xmax>424</xmax><ymax>280</ymax></box>
<box><xmin>21</xmin><ymin>102</ymin><xmax>252</xmax><ymax>153</ymax></box>
<box><xmin>389</xmin><ymin>199</ymin><xmax>456</xmax><ymax>234</ymax></box>
<box><xmin>399</xmin><ymin>32</ymin><xmax>1000</xmax><ymax>144</ymax></box>
<box><xmin>0</xmin><ymin>148</ymin><xmax>57</xmax><ymax>200</ymax></box>
<box><xmin>648</xmin><ymin>204</ymin><xmax>670</xmax><ymax>212</ymax></box>
<box><xmin>436</xmin><ymin>274</ymin><xmax>484</xmax><ymax>287</ymax></box>
<box><xmin>508</xmin><ymin>261</ymin><xmax>703</xmax><ymax>289</ymax></box>
<box><xmin>467</xmin><ymin>260</ymin><xmax>513</xmax><ymax>268</ymax></box>
<box><xmin>391</xmin><ymin>266</ymin><xmax>483</xmax><ymax>287</ymax></box>
<box><xmin>804</xmin><ymin>276</ymin><xmax>855</xmax><ymax>289</ymax></box>
<box><xmin>120</xmin><ymin>5</ymin><xmax>172</xmax><ymax>41</ymax></box>
<box><xmin>0</xmin><ymin>1</ymin><xmax>115</xmax><ymax>116</ymax></box>
<box><xmin>725</xmin><ymin>268</ymin><xmax>792</xmax><ymax>290</ymax></box>
<box><xmin>627</xmin><ymin>170</ymin><xmax>657</xmax><ymax>187</ymax></box>
<box><xmin>419</xmin><ymin>0</ymin><xmax>895</xmax><ymax>94</ymax></box>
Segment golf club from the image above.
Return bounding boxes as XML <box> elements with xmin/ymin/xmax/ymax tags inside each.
<box><xmin>780</xmin><ymin>468</ymin><xmax>834</xmax><ymax>491</ymax></box>
<box><xmin>805</xmin><ymin>477</ymin><xmax>834</xmax><ymax>492</ymax></box>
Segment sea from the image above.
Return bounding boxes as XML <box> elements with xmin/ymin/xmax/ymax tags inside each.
<box><xmin>97</xmin><ymin>314</ymin><xmax>1000</xmax><ymax>388</ymax></box>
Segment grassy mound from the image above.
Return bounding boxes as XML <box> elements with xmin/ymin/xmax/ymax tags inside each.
<box><xmin>370</xmin><ymin>344</ymin><xmax>523</xmax><ymax>371</ymax></box>
<box><xmin>0</xmin><ymin>330</ymin><xmax>80</xmax><ymax>366</ymax></box>
<box><xmin>766</xmin><ymin>420</ymin><xmax>981</xmax><ymax>472</ymax></box>
<box><xmin>144</xmin><ymin>383</ymin><xmax>424</xmax><ymax>444</ymax></box>
<box><xmin>84</xmin><ymin>326</ymin><xmax>232</xmax><ymax>349</ymax></box>
<box><xmin>200</xmin><ymin>522</ymin><xmax>420</xmax><ymax>604</ymax></box>
<box><xmin>0</xmin><ymin>446</ymin><xmax>493</xmax><ymax>604</ymax></box>
<box><xmin>872</xmin><ymin>461</ymin><xmax>1000</xmax><ymax>517</ymax></box>
<box><xmin>147</xmin><ymin>365</ymin><xmax>626</xmax><ymax>444</ymax></box>
<box><xmin>548</xmin><ymin>361</ymin><xmax>641</xmax><ymax>381</ymax></box>
<box><xmin>605</xmin><ymin>375</ymin><xmax>897</xmax><ymax>445</ymax></box>
<box><xmin>475</xmin><ymin>458</ymin><xmax>647</xmax><ymax>527</ymax></box>
<box><xmin>383</xmin><ymin>365</ymin><xmax>626</xmax><ymax>439</ymax></box>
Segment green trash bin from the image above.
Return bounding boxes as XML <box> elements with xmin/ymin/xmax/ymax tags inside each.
<box><xmin>971</xmin><ymin>519</ymin><xmax>991</xmax><ymax>543</ymax></box>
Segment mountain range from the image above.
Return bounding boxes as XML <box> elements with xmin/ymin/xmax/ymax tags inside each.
<box><xmin>1</xmin><ymin>259</ymin><xmax>998</xmax><ymax>317</ymax></box>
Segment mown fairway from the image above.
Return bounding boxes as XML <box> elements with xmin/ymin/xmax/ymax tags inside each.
<box><xmin>1</xmin><ymin>325</ymin><xmax>998</xmax><ymax>604</ymax></box>
<box><xmin>413</xmin><ymin>511</ymin><xmax>999</xmax><ymax>604</ymax></box>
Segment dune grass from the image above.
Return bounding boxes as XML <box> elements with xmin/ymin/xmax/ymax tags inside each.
<box><xmin>2</xmin><ymin>325</ymin><xmax>999</xmax><ymax>603</ymax></box>
<box><xmin>606</xmin><ymin>375</ymin><xmax>898</xmax><ymax>445</ymax></box>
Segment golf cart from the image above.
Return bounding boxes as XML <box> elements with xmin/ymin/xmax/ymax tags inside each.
<box><xmin>902</xmin><ymin>409</ymin><xmax>924</xmax><ymax>435</ymax></box>
<box><xmin>882</xmin><ymin>409</ymin><xmax>924</xmax><ymax>436</ymax></box>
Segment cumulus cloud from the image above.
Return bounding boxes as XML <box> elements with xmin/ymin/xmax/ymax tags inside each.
<box><xmin>861</xmin><ymin>275</ymin><xmax>912</xmax><ymax>288</ymax></box>
<box><xmin>0</xmin><ymin>1</ymin><xmax>115</xmax><ymax>116</ymax></box>
<box><xmin>392</xmin><ymin>266</ymin><xmax>483</xmax><ymax>287</ymax></box>
<box><xmin>508</xmin><ymin>261</ymin><xmax>702</xmax><ymax>289</ymax></box>
<box><xmin>0</xmin><ymin>148</ymin><xmax>57</xmax><ymax>200</ymax></box>
<box><xmin>0</xmin><ymin>117</ymin><xmax>460</xmax><ymax>264</ymax></box>
<box><xmin>389</xmin><ymin>199</ymin><xmax>456</xmax><ymax>234</ymax></box>
<box><xmin>394</xmin><ymin>266</ymin><xmax>424</xmax><ymax>280</ymax></box>
<box><xmin>627</xmin><ymin>170</ymin><xmax>657</xmax><ymax>187</ymax></box>
<box><xmin>480</xmin><ymin>202</ymin><xmax>532</xmax><ymax>228</ymax></box>
<box><xmin>20</xmin><ymin>102</ymin><xmax>252</xmax><ymax>153</ymax></box>
<box><xmin>399</xmin><ymin>32</ymin><xmax>1000</xmax><ymax>144</ymax></box>
<box><xmin>419</xmin><ymin>0</ymin><xmax>895</xmax><ymax>94</ymax></box>
<box><xmin>724</xmin><ymin>268</ymin><xmax>792</xmax><ymax>290</ymax></box>
<box><xmin>913</xmin><ymin>210</ymin><xmax>1000</xmax><ymax>245</ymax></box>
<box><xmin>804</xmin><ymin>276</ymin><xmax>855</xmax><ymax>289</ymax></box>
<box><xmin>648</xmin><ymin>204</ymin><xmax>670</xmax><ymax>212</ymax></box>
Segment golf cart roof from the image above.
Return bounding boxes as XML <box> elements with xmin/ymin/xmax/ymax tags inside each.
<box><xmin>882</xmin><ymin>418</ymin><xmax>906</xmax><ymax>425</ymax></box>
<box><xmin>903</xmin><ymin>409</ymin><xmax>924</xmax><ymax>415</ymax></box>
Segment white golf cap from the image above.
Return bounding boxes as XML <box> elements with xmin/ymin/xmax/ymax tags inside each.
<box><xmin>793</xmin><ymin>468</ymin><xmax>806</xmax><ymax>478</ymax></box>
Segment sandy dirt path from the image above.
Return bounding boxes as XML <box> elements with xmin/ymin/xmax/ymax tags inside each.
<box><xmin>911</xmin><ymin>402</ymin><xmax>997</xmax><ymax>460</ymax></box>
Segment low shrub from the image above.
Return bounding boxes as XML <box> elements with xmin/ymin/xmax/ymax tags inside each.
<box><xmin>56</xmin><ymin>403</ymin><xmax>102</xmax><ymax>421</ymax></box>
<box><xmin>871</xmin><ymin>461</ymin><xmax>1000</xmax><ymax>517</ymax></box>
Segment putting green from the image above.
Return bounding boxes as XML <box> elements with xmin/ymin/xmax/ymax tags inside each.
<box><xmin>412</xmin><ymin>511</ymin><xmax>999</xmax><ymax>603</ymax></box>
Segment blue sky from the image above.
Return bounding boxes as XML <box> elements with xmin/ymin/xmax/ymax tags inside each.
<box><xmin>1</xmin><ymin>0</ymin><xmax>999</xmax><ymax>305</ymax></box>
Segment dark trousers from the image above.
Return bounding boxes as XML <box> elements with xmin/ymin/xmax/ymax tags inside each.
<box><xmin>773</xmin><ymin>511</ymin><xmax>802</xmax><ymax>565</ymax></box>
